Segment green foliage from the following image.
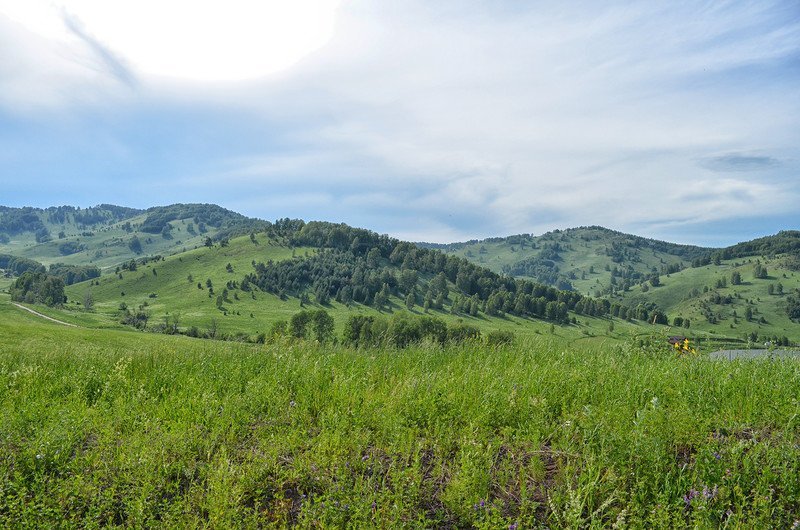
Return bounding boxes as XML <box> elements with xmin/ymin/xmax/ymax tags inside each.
<box><xmin>343</xmin><ymin>313</ymin><xmax>480</xmax><ymax>348</ymax></box>
<box><xmin>47</xmin><ymin>264</ymin><xmax>100</xmax><ymax>286</ymax></box>
<box><xmin>715</xmin><ymin>230</ymin><xmax>800</xmax><ymax>259</ymax></box>
<box><xmin>57</xmin><ymin>241</ymin><xmax>85</xmax><ymax>256</ymax></box>
<box><xmin>128</xmin><ymin>235</ymin><xmax>143</xmax><ymax>254</ymax></box>
<box><xmin>247</xmin><ymin>224</ymin><xmax>603</xmax><ymax>324</ymax></box>
<box><xmin>787</xmin><ymin>296</ymin><xmax>800</xmax><ymax>321</ymax></box>
<box><xmin>120</xmin><ymin>309</ymin><xmax>149</xmax><ymax>329</ymax></box>
<box><xmin>139</xmin><ymin>203</ymin><xmax>248</xmax><ymax>234</ymax></box>
<box><xmin>0</xmin><ymin>254</ymin><xmax>45</xmax><ymax>276</ymax></box>
<box><xmin>754</xmin><ymin>262</ymin><xmax>769</xmax><ymax>279</ymax></box>
<box><xmin>9</xmin><ymin>271</ymin><xmax>65</xmax><ymax>306</ymax></box>
<box><xmin>287</xmin><ymin>309</ymin><xmax>335</xmax><ymax>342</ymax></box>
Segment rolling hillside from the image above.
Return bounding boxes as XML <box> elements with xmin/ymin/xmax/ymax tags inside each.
<box><xmin>0</xmin><ymin>203</ymin><xmax>265</xmax><ymax>269</ymax></box>
<box><xmin>3</xmin><ymin>204</ymin><xmax>797</xmax><ymax>347</ymax></box>
<box><xmin>58</xmin><ymin>230</ymin><xmax>647</xmax><ymax>341</ymax></box>
<box><xmin>614</xmin><ymin>254</ymin><xmax>800</xmax><ymax>344</ymax></box>
<box><xmin>419</xmin><ymin>226</ymin><xmax>711</xmax><ymax>296</ymax></box>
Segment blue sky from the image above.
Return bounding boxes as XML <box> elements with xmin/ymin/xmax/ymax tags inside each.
<box><xmin>0</xmin><ymin>1</ymin><xmax>798</xmax><ymax>246</ymax></box>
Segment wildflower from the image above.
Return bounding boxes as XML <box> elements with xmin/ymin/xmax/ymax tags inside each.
<box><xmin>713</xmin><ymin>452</ymin><xmax>721</xmax><ymax>460</ymax></box>
<box><xmin>509</xmin><ymin>524</ymin><xmax>518</xmax><ymax>530</ymax></box>
<box><xmin>362</xmin><ymin>454</ymin><xmax>369</xmax><ymax>461</ymax></box>
<box><xmin>371</xmin><ymin>501</ymin><xmax>377</xmax><ymax>510</ymax></box>
<box><xmin>683</xmin><ymin>488</ymin><xmax>699</xmax><ymax>508</ymax></box>
<box><xmin>479</xmin><ymin>499</ymin><xmax>485</xmax><ymax>508</ymax></box>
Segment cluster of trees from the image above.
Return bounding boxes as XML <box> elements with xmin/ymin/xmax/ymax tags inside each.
<box><xmin>745</xmin><ymin>331</ymin><xmax>792</xmax><ymax>347</ymax></box>
<box><xmin>9</xmin><ymin>271</ymin><xmax>65</xmax><ymax>306</ymax></box>
<box><xmin>0</xmin><ymin>254</ymin><xmax>45</xmax><ymax>276</ymax></box>
<box><xmin>420</xmin><ymin>226</ymin><xmax>710</xmax><ymax>264</ymax></box>
<box><xmin>116</xmin><ymin>255</ymin><xmax>164</xmax><ymax>275</ymax></box>
<box><xmin>501</xmin><ymin>256</ymin><xmax>568</xmax><ymax>289</ymax></box>
<box><xmin>248</xmin><ymin>250</ymin><xmax>564</xmax><ymax>323</ymax></box>
<box><xmin>239</xmin><ymin>220</ymin><xmax>668</xmax><ymax>325</ymax></box>
<box><xmin>671</xmin><ymin>316</ymin><xmax>691</xmax><ymax>328</ymax></box>
<box><xmin>787</xmin><ymin>295</ymin><xmax>800</xmax><ymax>322</ymax></box>
<box><xmin>343</xmin><ymin>313</ymin><xmax>484</xmax><ymax>348</ymax></box>
<box><xmin>46</xmin><ymin>205</ymin><xmax>140</xmax><ymax>226</ymax></box>
<box><xmin>1</xmin><ymin>206</ymin><xmax>143</xmax><ymax>244</ymax></box>
<box><xmin>120</xmin><ymin>308</ymin><xmax>150</xmax><ymax>330</ymax></box>
<box><xmin>128</xmin><ymin>235</ymin><xmax>143</xmax><ymax>254</ymax></box>
<box><xmin>138</xmin><ymin>204</ymin><xmax>248</xmax><ymax>234</ymax></box>
<box><xmin>714</xmin><ymin>231</ymin><xmax>800</xmax><ymax>260</ymax></box>
<box><xmin>0</xmin><ymin>207</ymin><xmax>47</xmax><ymax>236</ymax></box>
<box><xmin>48</xmin><ymin>264</ymin><xmax>101</xmax><ymax>285</ymax></box>
<box><xmin>753</xmin><ymin>262</ymin><xmax>769</xmax><ymax>279</ymax></box>
<box><xmin>58</xmin><ymin>241</ymin><xmax>85</xmax><ymax>256</ymax></box>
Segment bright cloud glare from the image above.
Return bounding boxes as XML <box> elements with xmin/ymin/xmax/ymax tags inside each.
<box><xmin>0</xmin><ymin>0</ymin><xmax>340</xmax><ymax>81</ymax></box>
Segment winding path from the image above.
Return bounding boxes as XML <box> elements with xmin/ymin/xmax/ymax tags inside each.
<box><xmin>11</xmin><ymin>302</ymin><xmax>79</xmax><ymax>328</ymax></box>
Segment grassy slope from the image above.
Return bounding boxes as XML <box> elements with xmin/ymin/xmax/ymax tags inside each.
<box><xmin>618</xmin><ymin>255</ymin><xmax>800</xmax><ymax>342</ymax></box>
<box><xmin>2</xmin><ymin>294</ymin><xmax>800</xmax><ymax>527</ymax></box>
<box><xmin>47</xmin><ymin>233</ymin><xmax>667</xmax><ymax>343</ymax></box>
<box><xmin>430</xmin><ymin>227</ymin><xmax>702</xmax><ymax>296</ymax></box>
<box><xmin>0</xmin><ymin>213</ymin><xmax>226</xmax><ymax>270</ymax></box>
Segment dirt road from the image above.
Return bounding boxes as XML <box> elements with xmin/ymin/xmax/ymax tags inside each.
<box><xmin>11</xmin><ymin>302</ymin><xmax>79</xmax><ymax>328</ymax></box>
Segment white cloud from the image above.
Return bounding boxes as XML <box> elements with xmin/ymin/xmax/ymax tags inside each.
<box><xmin>1</xmin><ymin>0</ymin><xmax>798</xmax><ymax>243</ymax></box>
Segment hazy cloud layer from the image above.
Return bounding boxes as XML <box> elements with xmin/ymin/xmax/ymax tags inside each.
<box><xmin>0</xmin><ymin>0</ymin><xmax>798</xmax><ymax>245</ymax></box>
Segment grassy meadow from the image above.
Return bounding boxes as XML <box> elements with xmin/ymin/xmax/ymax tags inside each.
<box><xmin>2</xmin><ymin>294</ymin><xmax>800</xmax><ymax>528</ymax></box>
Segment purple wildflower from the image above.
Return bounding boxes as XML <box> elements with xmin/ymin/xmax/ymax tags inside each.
<box><xmin>362</xmin><ymin>454</ymin><xmax>369</xmax><ymax>461</ymax></box>
<box><xmin>371</xmin><ymin>501</ymin><xmax>377</xmax><ymax>510</ymax></box>
<box><xmin>683</xmin><ymin>488</ymin><xmax>699</xmax><ymax>508</ymax></box>
<box><xmin>713</xmin><ymin>452</ymin><xmax>721</xmax><ymax>460</ymax></box>
<box><xmin>509</xmin><ymin>524</ymin><xmax>518</xmax><ymax>530</ymax></box>
<box><xmin>479</xmin><ymin>499</ymin><xmax>485</xmax><ymax>508</ymax></box>
<box><xmin>792</xmin><ymin>520</ymin><xmax>800</xmax><ymax>530</ymax></box>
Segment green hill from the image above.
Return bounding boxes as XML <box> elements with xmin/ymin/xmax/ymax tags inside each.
<box><xmin>58</xmin><ymin>229</ymin><xmax>645</xmax><ymax>341</ymax></box>
<box><xmin>419</xmin><ymin>226</ymin><xmax>711</xmax><ymax>296</ymax></box>
<box><xmin>0</xmin><ymin>203</ymin><xmax>265</xmax><ymax>270</ymax></box>
<box><xmin>3</xmin><ymin>205</ymin><xmax>797</xmax><ymax>347</ymax></box>
<box><xmin>420</xmin><ymin>227</ymin><xmax>800</xmax><ymax>344</ymax></box>
<box><xmin>613</xmin><ymin>254</ymin><xmax>800</xmax><ymax>345</ymax></box>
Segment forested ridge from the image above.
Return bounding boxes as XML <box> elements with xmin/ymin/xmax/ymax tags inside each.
<box><xmin>246</xmin><ymin>220</ymin><xmax>664</xmax><ymax>324</ymax></box>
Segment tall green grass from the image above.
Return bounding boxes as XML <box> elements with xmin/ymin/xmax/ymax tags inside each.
<box><xmin>1</xmin><ymin>309</ymin><xmax>800</xmax><ymax>528</ymax></box>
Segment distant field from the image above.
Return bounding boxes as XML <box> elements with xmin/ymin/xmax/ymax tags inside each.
<box><xmin>2</xmin><ymin>295</ymin><xmax>800</xmax><ymax>527</ymax></box>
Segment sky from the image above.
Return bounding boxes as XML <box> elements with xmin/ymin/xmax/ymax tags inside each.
<box><xmin>0</xmin><ymin>0</ymin><xmax>798</xmax><ymax>247</ymax></box>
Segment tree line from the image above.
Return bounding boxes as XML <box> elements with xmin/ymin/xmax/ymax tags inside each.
<box><xmin>241</xmin><ymin>220</ymin><xmax>662</xmax><ymax>324</ymax></box>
